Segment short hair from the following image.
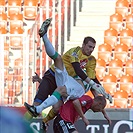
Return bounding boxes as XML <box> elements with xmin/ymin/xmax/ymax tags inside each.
<box><xmin>94</xmin><ymin>96</ymin><xmax>107</xmax><ymax>109</ymax></box>
<box><xmin>83</xmin><ymin>36</ymin><xmax>96</xmax><ymax>44</ymax></box>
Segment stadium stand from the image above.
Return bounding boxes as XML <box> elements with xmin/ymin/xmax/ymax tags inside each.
<box><xmin>0</xmin><ymin>0</ymin><xmax>133</xmax><ymax>110</ymax></box>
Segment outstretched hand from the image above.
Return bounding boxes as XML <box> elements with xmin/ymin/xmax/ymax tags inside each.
<box><xmin>104</xmin><ymin>114</ymin><xmax>112</xmax><ymax>125</ymax></box>
<box><xmin>32</xmin><ymin>72</ymin><xmax>40</xmax><ymax>83</ymax></box>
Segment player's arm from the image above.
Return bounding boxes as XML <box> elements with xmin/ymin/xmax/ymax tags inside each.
<box><xmin>73</xmin><ymin>99</ymin><xmax>89</xmax><ymax>126</ymax></box>
<box><xmin>72</xmin><ymin>62</ymin><xmax>105</xmax><ymax>95</ymax></box>
<box><xmin>102</xmin><ymin>110</ymin><xmax>112</xmax><ymax>125</ymax></box>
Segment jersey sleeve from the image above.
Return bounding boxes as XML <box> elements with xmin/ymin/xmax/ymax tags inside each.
<box><xmin>86</xmin><ymin>56</ymin><xmax>96</xmax><ymax>79</ymax></box>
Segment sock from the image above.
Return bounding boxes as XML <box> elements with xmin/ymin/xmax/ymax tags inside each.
<box><xmin>43</xmin><ymin>108</ymin><xmax>57</xmax><ymax>123</ymax></box>
<box><xmin>36</xmin><ymin>91</ymin><xmax>61</xmax><ymax>113</ymax></box>
<box><xmin>42</xmin><ymin>34</ymin><xmax>58</xmax><ymax>59</ymax></box>
<box><xmin>23</xmin><ymin>111</ymin><xmax>33</xmax><ymax>121</ymax></box>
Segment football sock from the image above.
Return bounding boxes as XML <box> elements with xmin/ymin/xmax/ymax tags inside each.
<box><xmin>43</xmin><ymin>108</ymin><xmax>57</xmax><ymax>123</ymax></box>
<box><xmin>36</xmin><ymin>91</ymin><xmax>61</xmax><ymax>113</ymax></box>
<box><xmin>42</xmin><ymin>34</ymin><xmax>58</xmax><ymax>60</ymax></box>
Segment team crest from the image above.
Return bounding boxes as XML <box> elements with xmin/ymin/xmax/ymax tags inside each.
<box><xmin>71</xmin><ymin>52</ymin><xmax>78</xmax><ymax>58</ymax></box>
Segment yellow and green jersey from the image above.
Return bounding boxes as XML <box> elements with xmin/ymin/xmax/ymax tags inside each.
<box><xmin>50</xmin><ymin>46</ymin><xmax>96</xmax><ymax>79</ymax></box>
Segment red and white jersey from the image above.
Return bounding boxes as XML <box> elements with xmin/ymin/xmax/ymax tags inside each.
<box><xmin>59</xmin><ymin>95</ymin><xmax>93</xmax><ymax>124</ymax></box>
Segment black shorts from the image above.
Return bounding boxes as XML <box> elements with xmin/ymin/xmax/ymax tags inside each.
<box><xmin>53</xmin><ymin>114</ymin><xmax>77</xmax><ymax>133</ymax></box>
<box><xmin>34</xmin><ymin>69</ymin><xmax>57</xmax><ymax>103</ymax></box>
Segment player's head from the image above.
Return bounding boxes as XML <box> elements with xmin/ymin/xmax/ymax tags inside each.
<box><xmin>91</xmin><ymin>96</ymin><xmax>106</xmax><ymax>112</ymax></box>
<box><xmin>82</xmin><ymin>36</ymin><xmax>96</xmax><ymax>56</ymax></box>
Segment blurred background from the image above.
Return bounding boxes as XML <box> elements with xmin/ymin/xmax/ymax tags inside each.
<box><xmin>0</xmin><ymin>0</ymin><xmax>133</xmax><ymax>132</ymax></box>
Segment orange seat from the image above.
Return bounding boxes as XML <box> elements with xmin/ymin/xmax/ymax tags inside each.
<box><xmin>95</xmin><ymin>67</ymin><xmax>106</xmax><ymax>80</ymax></box>
<box><xmin>7</xmin><ymin>6</ymin><xmax>21</xmax><ymax>17</ymax></box>
<box><xmin>108</xmin><ymin>58</ymin><xmax>123</xmax><ymax>78</ymax></box>
<box><xmin>10</xmin><ymin>13</ymin><xmax>23</xmax><ymax>20</ymax></box>
<box><xmin>9</xmin><ymin>13</ymin><xmax>24</xmax><ymax>31</ymax></box>
<box><xmin>23</xmin><ymin>7</ymin><xmax>37</xmax><ymax>20</ymax></box>
<box><xmin>120</xmin><ymin>74</ymin><xmax>132</xmax><ymax>83</ymax></box>
<box><xmin>113</xmin><ymin>43</ymin><xmax>129</xmax><ymax>63</ymax></box>
<box><xmin>8</xmin><ymin>0</ymin><xmax>22</xmax><ymax>6</ymax></box>
<box><xmin>125</xmin><ymin>59</ymin><xmax>133</xmax><ymax>67</ymax></box>
<box><xmin>96</xmin><ymin>58</ymin><xmax>106</xmax><ymax>67</ymax></box>
<box><xmin>103</xmin><ymin>74</ymin><xmax>117</xmax><ymax>82</ymax></box>
<box><xmin>115</xmin><ymin>0</ymin><xmax>129</xmax><ymax>18</ymax></box>
<box><xmin>9</xmin><ymin>36</ymin><xmax>23</xmax><ymax>48</ymax></box>
<box><xmin>14</xmin><ymin>58</ymin><xmax>23</xmax><ymax>68</ymax></box>
<box><xmin>10</xmin><ymin>27</ymin><xmax>24</xmax><ymax>34</ymax></box>
<box><xmin>102</xmin><ymin>74</ymin><xmax>117</xmax><ymax>96</ymax></box>
<box><xmin>0</xmin><ymin>0</ymin><xmax>6</xmax><ymax>13</ymax></box>
<box><xmin>113</xmin><ymin>98</ymin><xmax>128</xmax><ymax>108</ymax></box>
<box><xmin>0</xmin><ymin>21</ymin><xmax>7</xmax><ymax>29</ymax></box>
<box><xmin>126</xmin><ymin>22</ymin><xmax>133</xmax><ymax>30</ymax></box>
<box><xmin>0</xmin><ymin>27</ymin><xmax>7</xmax><ymax>34</ymax></box>
<box><xmin>0</xmin><ymin>0</ymin><xmax>6</xmax><ymax>6</ymax></box>
<box><xmin>0</xmin><ymin>12</ymin><xmax>7</xmax><ymax>20</ymax></box>
<box><xmin>114</xmin><ymin>90</ymin><xmax>128</xmax><ymax>99</ymax></box>
<box><xmin>98</xmin><ymin>43</ymin><xmax>113</xmax><ymax>63</ymax></box>
<box><xmin>110</xmin><ymin>13</ymin><xmax>123</xmax><ymax>32</ymax></box>
<box><xmin>104</xmin><ymin>28</ymin><xmax>118</xmax><ymax>47</ymax></box>
<box><xmin>119</xmin><ymin>83</ymin><xmax>132</xmax><ymax>97</ymax></box>
<box><xmin>96</xmin><ymin>58</ymin><xmax>107</xmax><ymax>81</ymax></box>
<box><xmin>119</xmin><ymin>28</ymin><xmax>133</xmax><ymax>47</ymax></box>
<box><xmin>120</xmin><ymin>28</ymin><xmax>133</xmax><ymax>36</ymax></box>
<box><xmin>24</xmin><ymin>0</ymin><xmax>39</xmax><ymax>6</ymax></box>
<box><xmin>125</xmin><ymin>67</ymin><xmax>133</xmax><ymax>76</ymax></box>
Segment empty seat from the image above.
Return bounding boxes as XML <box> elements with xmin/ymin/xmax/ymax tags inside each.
<box><xmin>8</xmin><ymin>0</ymin><xmax>22</xmax><ymax>6</ymax></box>
<box><xmin>0</xmin><ymin>0</ymin><xmax>6</xmax><ymax>13</ymax></box>
<box><xmin>110</xmin><ymin>13</ymin><xmax>123</xmax><ymax>33</ymax></box>
<box><xmin>24</xmin><ymin>0</ymin><xmax>39</xmax><ymax>6</ymax></box>
<box><xmin>23</xmin><ymin>7</ymin><xmax>37</xmax><ymax>20</ymax></box>
<box><xmin>108</xmin><ymin>58</ymin><xmax>123</xmax><ymax>78</ymax></box>
<box><xmin>98</xmin><ymin>43</ymin><xmax>113</xmax><ymax>63</ymax></box>
<box><xmin>96</xmin><ymin>58</ymin><xmax>106</xmax><ymax>67</ymax></box>
<box><xmin>104</xmin><ymin>28</ymin><xmax>118</xmax><ymax>47</ymax></box>
<box><xmin>7</xmin><ymin>6</ymin><xmax>21</xmax><ymax>17</ymax></box>
<box><xmin>0</xmin><ymin>27</ymin><xmax>7</xmax><ymax>34</ymax></box>
<box><xmin>10</xmin><ymin>27</ymin><xmax>24</xmax><ymax>34</ymax></box>
<box><xmin>9</xmin><ymin>36</ymin><xmax>23</xmax><ymax>48</ymax></box>
<box><xmin>102</xmin><ymin>74</ymin><xmax>117</xmax><ymax>96</ymax></box>
<box><xmin>120</xmin><ymin>74</ymin><xmax>132</xmax><ymax>83</ymax></box>
<box><xmin>14</xmin><ymin>58</ymin><xmax>23</xmax><ymax>68</ymax></box>
<box><xmin>0</xmin><ymin>12</ymin><xmax>7</xmax><ymax>20</ymax></box>
<box><xmin>119</xmin><ymin>28</ymin><xmax>133</xmax><ymax>46</ymax></box>
<box><xmin>113</xmin><ymin>98</ymin><xmax>128</xmax><ymax>108</ymax></box>
<box><xmin>124</xmin><ymin>59</ymin><xmax>133</xmax><ymax>75</ymax></box>
<box><xmin>119</xmin><ymin>83</ymin><xmax>132</xmax><ymax>97</ymax></box>
<box><xmin>114</xmin><ymin>90</ymin><xmax>128</xmax><ymax>99</ymax></box>
<box><xmin>115</xmin><ymin>0</ymin><xmax>129</xmax><ymax>18</ymax></box>
<box><xmin>95</xmin><ymin>67</ymin><xmax>106</xmax><ymax>81</ymax></box>
<box><xmin>113</xmin><ymin>43</ymin><xmax>129</xmax><ymax>63</ymax></box>
<box><xmin>125</xmin><ymin>14</ymin><xmax>133</xmax><ymax>30</ymax></box>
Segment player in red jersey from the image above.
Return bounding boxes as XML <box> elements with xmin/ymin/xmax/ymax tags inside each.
<box><xmin>53</xmin><ymin>95</ymin><xmax>108</xmax><ymax>133</ymax></box>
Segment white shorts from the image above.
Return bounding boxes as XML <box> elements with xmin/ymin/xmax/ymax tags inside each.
<box><xmin>55</xmin><ymin>66</ymin><xmax>85</xmax><ymax>99</ymax></box>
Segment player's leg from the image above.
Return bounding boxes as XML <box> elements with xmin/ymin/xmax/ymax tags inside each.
<box><xmin>39</xmin><ymin>18</ymin><xmax>64</xmax><ymax>71</ymax></box>
<box><xmin>24</xmin><ymin>86</ymin><xmax>67</xmax><ymax>117</ymax></box>
<box><xmin>24</xmin><ymin>70</ymin><xmax>56</xmax><ymax>120</ymax></box>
